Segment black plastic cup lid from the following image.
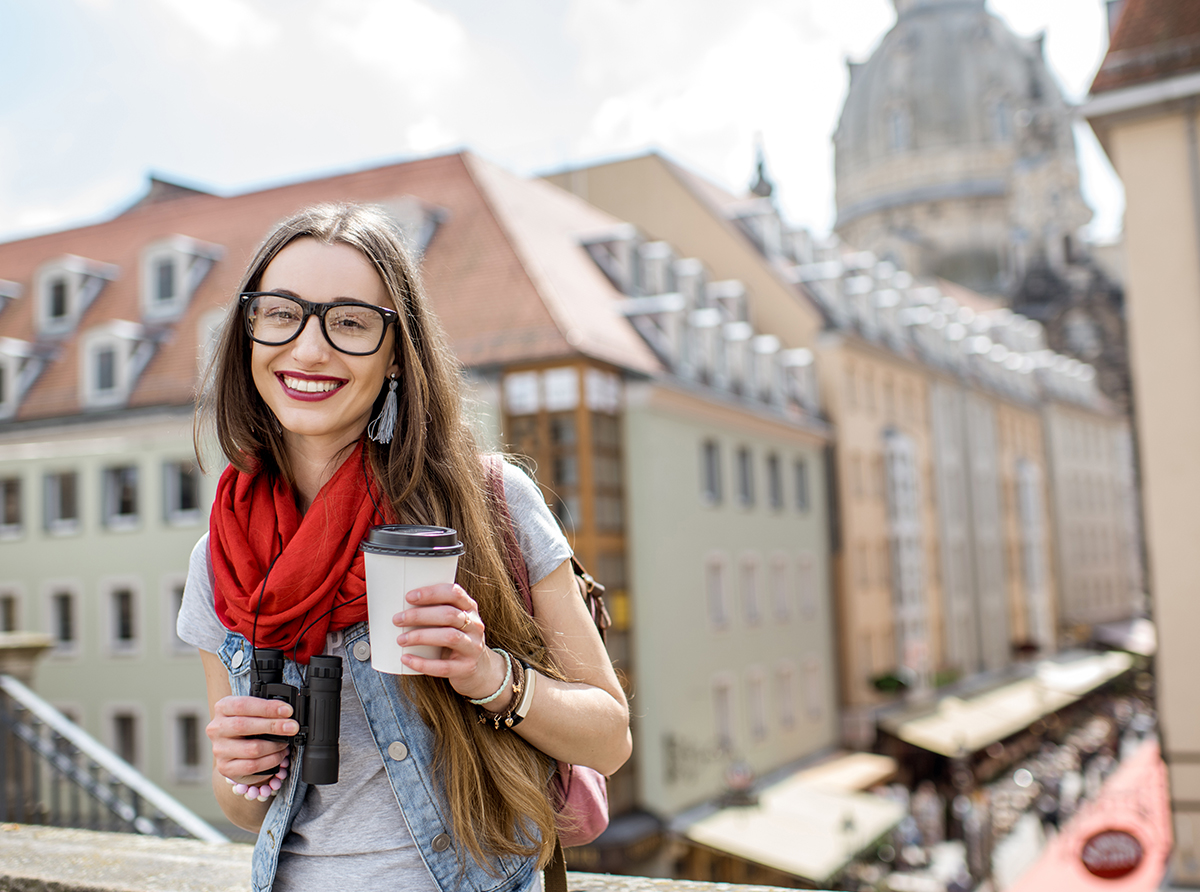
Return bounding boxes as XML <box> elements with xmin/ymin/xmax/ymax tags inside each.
<box><xmin>359</xmin><ymin>524</ymin><xmax>465</xmax><ymax>557</ymax></box>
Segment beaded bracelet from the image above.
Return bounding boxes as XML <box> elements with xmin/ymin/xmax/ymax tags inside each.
<box><xmin>468</xmin><ymin>648</ymin><xmax>513</xmax><ymax>705</ymax></box>
<box><xmin>480</xmin><ymin>658</ymin><xmax>530</xmax><ymax>730</ymax></box>
<box><xmin>224</xmin><ymin>755</ymin><xmax>289</xmax><ymax>802</ymax></box>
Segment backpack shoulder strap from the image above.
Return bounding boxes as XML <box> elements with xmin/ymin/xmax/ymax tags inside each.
<box><xmin>482</xmin><ymin>454</ymin><xmax>533</xmax><ymax>611</ymax></box>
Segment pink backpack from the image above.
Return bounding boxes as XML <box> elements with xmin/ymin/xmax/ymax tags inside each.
<box><xmin>482</xmin><ymin>456</ymin><xmax>611</xmax><ymax>848</ymax></box>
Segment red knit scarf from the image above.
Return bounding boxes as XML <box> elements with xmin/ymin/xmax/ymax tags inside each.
<box><xmin>209</xmin><ymin>441</ymin><xmax>388</xmax><ymax>664</ymax></box>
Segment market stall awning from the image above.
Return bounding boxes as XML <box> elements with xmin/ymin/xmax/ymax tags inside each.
<box><xmin>681</xmin><ymin>765</ymin><xmax>905</xmax><ymax>885</ymax></box>
<box><xmin>880</xmin><ymin>651</ymin><xmax>1134</xmax><ymax>757</ymax></box>
<box><xmin>1092</xmin><ymin>617</ymin><xmax>1156</xmax><ymax>656</ymax></box>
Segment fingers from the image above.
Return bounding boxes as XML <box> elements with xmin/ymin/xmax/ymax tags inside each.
<box><xmin>207</xmin><ymin>696</ymin><xmax>297</xmax><ymax>781</ymax></box>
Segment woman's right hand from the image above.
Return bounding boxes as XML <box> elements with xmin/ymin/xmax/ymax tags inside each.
<box><xmin>206</xmin><ymin>695</ymin><xmax>297</xmax><ymax>782</ymax></box>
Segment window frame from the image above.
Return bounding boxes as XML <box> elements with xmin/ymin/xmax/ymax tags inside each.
<box><xmin>44</xmin><ymin>470</ymin><xmax>80</xmax><ymax>535</ymax></box>
<box><xmin>101</xmin><ymin>465</ymin><xmax>140</xmax><ymax>531</ymax></box>
<box><xmin>164</xmin><ymin>701</ymin><xmax>209</xmax><ymax>783</ymax></box>
<box><xmin>163</xmin><ymin>460</ymin><xmax>201</xmax><ymax>526</ymax></box>
<box><xmin>43</xmin><ymin>582</ymin><xmax>82</xmax><ymax>657</ymax></box>
<box><xmin>0</xmin><ymin>475</ymin><xmax>23</xmax><ymax>539</ymax></box>
<box><xmin>700</xmin><ymin>439</ymin><xmax>722</xmax><ymax>505</ymax></box>
<box><xmin>104</xmin><ymin>703</ymin><xmax>146</xmax><ymax>771</ymax></box>
<box><xmin>101</xmin><ymin>576</ymin><xmax>142</xmax><ymax>657</ymax></box>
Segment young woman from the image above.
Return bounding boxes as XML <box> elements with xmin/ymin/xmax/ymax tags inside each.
<box><xmin>177</xmin><ymin>203</ymin><xmax>631</xmax><ymax>892</ymax></box>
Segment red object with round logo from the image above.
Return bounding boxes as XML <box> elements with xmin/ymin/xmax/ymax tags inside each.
<box><xmin>1080</xmin><ymin>829</ymin><xmax>1144</xmax><ymax>880</ymax></box>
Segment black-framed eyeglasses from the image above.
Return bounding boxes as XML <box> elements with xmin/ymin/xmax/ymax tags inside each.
<box><xmin>240</xmin><ymin>292</ymin><xmax>399</xmax><ymax>356</ymax></box>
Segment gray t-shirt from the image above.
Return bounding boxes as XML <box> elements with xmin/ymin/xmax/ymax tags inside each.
<box><xmin>178</xmin><ymin>461</ymin><xmax>571</xmax><ymax>891</ymax></box>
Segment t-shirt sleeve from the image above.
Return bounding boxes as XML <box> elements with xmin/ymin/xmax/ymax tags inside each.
<box><xmin>177</xmin><ymin>532</ymin><xmax>231</xmax><ymax>654</ymax></box>
<box><xmin>501</xmin><ymin>461</ymin><xmax>573</xmax><ymax>586</ymax></box>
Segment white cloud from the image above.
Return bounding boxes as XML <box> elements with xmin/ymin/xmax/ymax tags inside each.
<box><xmin>153</xmin><ymin>0</ymin><xmax>279</xmax><ymax>51</ymax></box>
<box><xmin>314</xmin><ymin>0</ymin><xmax>469</xmax><ymax>103</ymax></box>
<box><xmin>406</xmin><ymin>116</ymin><xmax>458</xmax><ymax>154</ymax></box>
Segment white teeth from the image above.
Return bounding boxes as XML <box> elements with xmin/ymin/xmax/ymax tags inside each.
<box><xmin>283</xmin><ymin>376</ymin><xmax>341</xmax><ymax>394</ymax></box>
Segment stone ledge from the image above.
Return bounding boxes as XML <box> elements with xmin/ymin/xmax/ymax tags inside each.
<box><xmin>0</xmin><ymin>824</ymin><xmax>807</xmax><ymax>892</ymax></box>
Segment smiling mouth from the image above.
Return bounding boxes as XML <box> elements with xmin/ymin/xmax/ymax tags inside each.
<box><xmin>280</xmin><ymin>374</ymin><xmax>345</xmax><ymax>394</ymax></box>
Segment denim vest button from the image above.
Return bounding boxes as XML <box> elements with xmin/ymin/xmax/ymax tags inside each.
<box><xmin>431</xmin><ymin>832</ymin><xmax>452</xmax><ymax>852</ymax></box>
<box><xmin>353</xmin><ymin>641</ymin><xmax>371</xmax><ymax>661</ymax></box>
<box><xmin>387</xmin><ymin>741</ymin><xmax>408</xmax><ymax>761</ymax></box>
<box><xmin>231</xmin><ymin>651</ymin><xmax>244</xmax><ymax>669</ymax></box>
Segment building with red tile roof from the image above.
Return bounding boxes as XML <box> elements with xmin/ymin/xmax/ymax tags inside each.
<box><xmin>0</xmin><ymin>151</ymin><xmax>836</xmax><ymax>870</ymax></box>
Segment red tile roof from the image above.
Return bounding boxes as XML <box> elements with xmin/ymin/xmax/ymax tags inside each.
<box><xmin>0</xmin><ymin>152</ymin><xmax>659</xmax><ymax>423</ymax></box>
<box><xmin>1090</xmin><ymin>0</ymin><xmax>1200</xmax><ymax>94</ymax></box>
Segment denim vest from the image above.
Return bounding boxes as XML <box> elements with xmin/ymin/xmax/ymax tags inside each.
<box><xmin>217</xmin><ymin>622</ymin><xmax>540</xmax><ymax>892</ymax></box>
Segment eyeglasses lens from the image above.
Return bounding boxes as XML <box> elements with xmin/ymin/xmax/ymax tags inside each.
<box><xmin>246</xmin><ymin>294</ymin><xmax>386</xmax><ymax>354</ymax></box>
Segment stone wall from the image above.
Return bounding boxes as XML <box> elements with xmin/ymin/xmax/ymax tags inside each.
<box><xmin>0</xmin><ymin>824</ymin><xmax>811</xmax><ymax>892</ymax></box>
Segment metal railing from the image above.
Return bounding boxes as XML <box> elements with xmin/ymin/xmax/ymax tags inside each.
<box><xmin>0</xmin><ymin>674</ymin><xmax>226</xmax><ymax>842</ymax></box>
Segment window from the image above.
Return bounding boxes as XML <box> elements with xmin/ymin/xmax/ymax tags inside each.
<box><xmin>804</xmin><ymin>658</ymin><xmax>825</xmax><ymax>719</ymax></box>
<box><xmin>888</xmin><ymin>107</ymin><xmax>912</xmax><ymax>152</ymax></box>
<box><xmin>110</xmin><ymin>710</ymin><xmax>140</xmax><ymax>768</ymax></box>
<box><xmin>747</xmin><ymin>672</ymin><xmax>767</xmax><ymax>742</ymax></box>
<box><xmin>167</xmin><ymin>704</ymin><xmax>207</xmax><ymax>783</ymax></box>
<box><xmin>46</xmin><ymin>586</ymin><xmax>79</xmax><ymax>655</ymax></box>
<box><xmin>107</xmin><ymin>583</ymin><xmax>138</xmax><ymax>654</ymax></box>
<box><xmin>770</xmin><ymin>555</ymin><xmax>790</xmax><ymax>621</ymax></box>
<box><xmin>736</xmin><ymin>447</ymin><xmax>754</xmax><ymax>507</ymax></box>
<box><xmin>140</xmin><ymin>237</ymin><xmax>222</xmax><ymax>321</ymax></box>
<box><xmin>37</xmin><ymin>257</ymin><xmax>117</xmax><ymax>336</ymax></box>
<box><xmin>713</xmin><ymin>677</ymin><xmax>735</xmax><ymax>752</ymax></box>
<box><xmin>102</xmin><ymin>466</ymin><xmax>139</xmax><ymax>529</ymax></box>
<box><xmin>163</xmin><ymin>461</ymin><xmax>201</xmax><ymax>524</ymax></box>
<box><xmin>96</xmin><ymin>346</ymin><xmax>116</xmax><ymax>393</ymax></box>
<box><xmin>794</xmin><ymin>458</ymin><xmax>810</xmax><ymax>512</ymax></box>
<box><xmin>0</xmin><ymin>477</ymin><xmax>21</xmax><ymax>536</ymax></box>
<box><xmin>0</xmin><ymin>591</ymin><xmax>18</xmax><ymax>632</ymax></box>
<box><xmin>706</xmin><ymin>556</ymin><xmax>729</xmax><ymax>629</ymax></box>
<box><xmin>798</xmin><ymin>553</ymin><xmax>818</xmax><ymax>618</ymax></box>
<box><xmin>80</xmin><ymin>325</ymin><xmax>145</xmax><ymax>408</ymax></box>
<box><xmin>766</xmin><ymin>453</ymin><xmax>783</xmax><ymax>510</ymax></box>
<box><xmin>741</xmin><ymin>557</ymin><xmax>761</xmax><ymax>625</ymax></box>
<box><xmin>701</xmin><ymin>440</ymin><xmax>721</xmax><ymax>504</ymax></box>
<box><xmin>48</xmin><ymin>277</ymin><xmax>68</xmax><ymax>320</ymax></box>
<box><xmin>154</xmin><ymin>256</ymin><xmax>176</xmax><ymax>304</ymax></box>
<box><xmin>44</xmin><ymin>471</ymin><xmax>79</xmax><ymax>534</ymax></box>
<box><xmin>776</xmin><ymin>663</ymin><xmax>796</xmax><ymax>731</ymax></box>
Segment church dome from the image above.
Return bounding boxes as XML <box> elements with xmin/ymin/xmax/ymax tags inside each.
<box><xmin>832</xmin><ymin>0</ymin><xmax>1089</xmax><ymax>295</ymax></box>
<box><xmin>835</xmin><ymin>0</ymin><xmax>1080</xmax><ymax>224</ymax></box>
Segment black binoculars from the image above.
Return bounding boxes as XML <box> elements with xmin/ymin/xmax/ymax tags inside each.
<box><xmin>250</xmin><ymin>648</ymin><xmax>342</xmax><ymax>785</ymax></box>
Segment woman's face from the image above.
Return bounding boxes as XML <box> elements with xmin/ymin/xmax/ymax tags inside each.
<box><xmin>251</xmin><ymin>238</ymin><xmax>400</xmax><ymax>455</ymax></box>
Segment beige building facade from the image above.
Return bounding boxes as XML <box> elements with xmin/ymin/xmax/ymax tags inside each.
<box><xmin>549</xmin><ymin>153</ymin><xmax>1141</xmax><ymax>756</ymax></box>
<box><xmin>1084</xmin><ymin>0</ymin><xmax>1200</xmax><ymax>880</ymax></box>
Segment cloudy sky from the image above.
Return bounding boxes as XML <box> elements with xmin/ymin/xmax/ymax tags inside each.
<box><xmin>1</xmin><ymin>0</ymin><xmax>1121</xmax><ymax>245</ymax></box>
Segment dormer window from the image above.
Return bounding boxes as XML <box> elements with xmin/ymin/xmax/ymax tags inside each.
<box><xmin>34</xmin><ymin>256</ymin><xmax>117</xmax><ymax>336</ymax></box>
<box><xmin>35</xmin><ymin>256</ymin><xmax>118</xmax><ymax>337</ymax></box>
<box><xmin>0</xmin><ymin>338</ymin><xmax>38</xmax><ymax>420</ymax></box>
<box><xmin>380</xmin><ymin>196</ymin><xmax>446</xmax><ymax>261</ymax></box>
<box><xmin>80</xmin><ymin>321</ymin><xmax>152</xmax><ymax>409</ymax></box>
<box><xmin>140</xmin><ymin>236</ymin><xmax>223</xmax><ymax>322</ymax></box>
<box><xmin>0</xmin><ymin>280</ymin><xmax>20</xmax><ymax>314</ymax></box>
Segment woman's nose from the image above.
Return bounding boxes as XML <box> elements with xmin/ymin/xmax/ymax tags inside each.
<box><xmin>291</xmin><ymin>316</ymin><xmax>330</xmax><ymax>360</ymax></box>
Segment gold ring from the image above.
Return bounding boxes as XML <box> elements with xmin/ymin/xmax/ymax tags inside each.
<box><xmin>458</xmin><ymin>613</ymin><xmax>471</xmax><ymax>633</ymax></box>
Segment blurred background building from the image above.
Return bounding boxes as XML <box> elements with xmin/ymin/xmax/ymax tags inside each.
<box><xmin>835</xmin><ymin>0</ymin><xmax>1132</xmax><ymax>412</ymax></box>
<box><xmin>1084</xmin><ymin>0</ymin><xmax>1200</xmax><ymax>885</ymax></box>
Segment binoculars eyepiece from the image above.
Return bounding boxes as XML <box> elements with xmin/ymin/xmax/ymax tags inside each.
<box><xmin>250</xmin><ymin>648</ymin><xmax>342</xmax><ymax>785</ymax></box>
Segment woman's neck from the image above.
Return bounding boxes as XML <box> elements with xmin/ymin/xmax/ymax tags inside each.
<box><xmin>283</xmin><ymin>434</ymin><xmax>360</xmax><ymax>513</ymax></box>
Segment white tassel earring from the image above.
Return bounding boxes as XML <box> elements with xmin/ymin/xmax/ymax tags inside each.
<box><xmin>368</xmin><ymin>375</ymin><xmax>399</xmax><ymax>445</ymax></box>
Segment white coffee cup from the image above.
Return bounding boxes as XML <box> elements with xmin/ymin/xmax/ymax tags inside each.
<box><xmin>360</xmin><ymin>525</ymin><xmax>465</xmax><ymax>675</ymax></box>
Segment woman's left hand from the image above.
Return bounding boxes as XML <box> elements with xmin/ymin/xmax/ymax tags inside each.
<box><xmin>392</xmin><ymin>584</ymin><xmax>510</xmax><ymax>706</ymax></box>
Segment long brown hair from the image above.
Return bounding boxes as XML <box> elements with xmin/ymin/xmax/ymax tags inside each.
<box><xmin>196</xmin><ymin>203</ymin><xmax>562</xmax><ymax>870</ymax></box>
